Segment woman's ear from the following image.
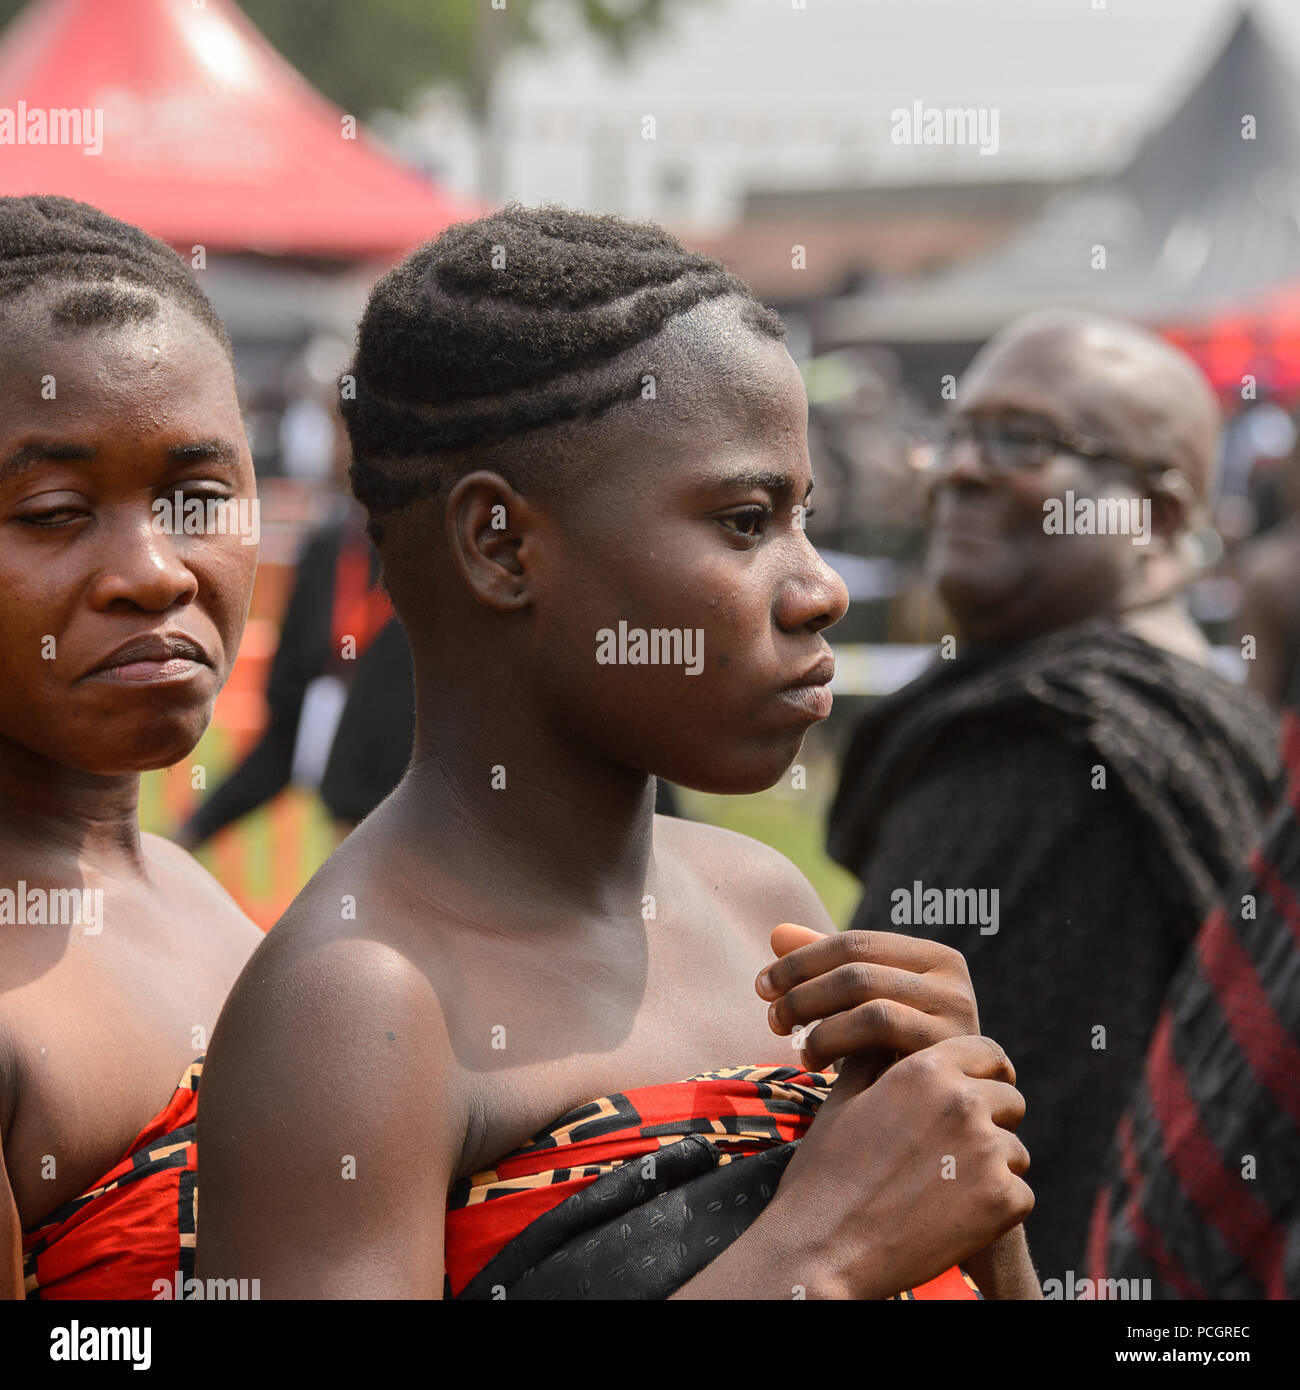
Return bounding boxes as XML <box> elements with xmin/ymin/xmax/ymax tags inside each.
<box><xmin>445</xmin><ymin>471</ymin><xmax>536</xmax><ymax>612</ymax></box>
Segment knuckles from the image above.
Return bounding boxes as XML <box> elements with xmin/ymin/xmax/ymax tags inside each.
<box><xmin>840</xmin><ymin>960</ymin><xmax>879</xmax><ymax>997</ymax></box>
<box><xmin>995</xmin><ymin>1176</ymin><xmax>1035</xmax><ymax>1224</ymax></box>
<box><xmin>840</xmin><ymin>931</ymin><xmax>875</xmax><ymax>964</ymax></box>
<box><xmin>939</xmin><ymin>1083</ymin><xmax>981</xmax><ymax>1122</ymax></box>
<box><xmin>851</xmin><ymin>996</ymin><xmax>896</xmax><ymax>1035</ymax></box>
<box><xmin>931</xmin><ymin>942</ymin><xmax>971</xmax><ymax>980</ymax></box>
<box><xmin>975</xmin><ymin>1035</ymin><xmax>1016</xmax><ymax>1082</ymax></box>
<box><xmin>932</xmin><ymin>986</ymin><xmax>978</xmax><ymax>1030</ymax></box>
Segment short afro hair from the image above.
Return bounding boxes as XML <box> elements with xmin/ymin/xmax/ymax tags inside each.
<box><xmin>0</xmin><ymin>194</ymin><xmax>232</xmax><ymax>358</ymax></box>
<box><xmin>342</xmin><ymin>202</ymin><xmax>786</xmax><ymax>541</ymax></box>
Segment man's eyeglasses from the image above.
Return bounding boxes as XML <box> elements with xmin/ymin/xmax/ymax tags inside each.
<box><xmin>909</xmin><ymin>415</ymin><xmax>1186</xmax><ymax>496</ymax></box>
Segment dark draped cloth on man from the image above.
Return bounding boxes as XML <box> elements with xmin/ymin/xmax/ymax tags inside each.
<box><xmin>826</xmin><ymin>618</ymin><xmax>1280</xmax><ymax>1285</ymax></box>
<box><xmin>1088</xmin><ymin>713</ymin><xmax>1300</xmax><ymax>1299</ymax></box>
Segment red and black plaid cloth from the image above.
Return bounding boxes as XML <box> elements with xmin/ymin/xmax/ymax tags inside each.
<box><xmin>22</xmin><ymin>1059</ymin><xmax>201</xmax><ymax>1300</ymax></box>
<box><xmin>446</xmin><ymin>1065</ymin><xmax>980</xmax><ymax>1300</ymax></box>
<box><xmin>1089</xmin><ymin>714</ymin><xmax>1300</xmax><ymax>1298</ymax></box>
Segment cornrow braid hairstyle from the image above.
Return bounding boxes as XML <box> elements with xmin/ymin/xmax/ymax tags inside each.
<box><xmin>0</xmin><ymin>194</ymin><xmax>232</xmax><ymax>358</ymax></box>
<box><xmin>342</xmin><ymin>202</ymin><xmax>785</xmax><ymax>538</ymax></box>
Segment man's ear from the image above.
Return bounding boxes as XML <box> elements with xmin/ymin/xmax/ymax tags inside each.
<box><xmin>445</xmin><ymin>470</ymin><xmax>537</xmax><ymax>612</ymax></box>
<box><xmin>1148</xmin><ymin>470</ymin><xmax>1196</xmax><ymax>543</ymax></box>
<box><xmin>1149</xmin><ymin>492</ymin><xmax>1184</xmax><ymax>542</ymax></box>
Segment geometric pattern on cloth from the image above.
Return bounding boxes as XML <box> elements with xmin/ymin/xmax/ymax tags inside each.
<box><xmin>446</xmin><ymin>1064</ymin><xmax>980</xmax><ymax>1300</ymax></box>
<box><xmin>22</xmin><ymin>1058</ymin><xmax>202</xmax><ymax>1300</ymax></box>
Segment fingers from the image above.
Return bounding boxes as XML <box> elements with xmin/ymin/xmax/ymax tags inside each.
<box><xmin>769</xmin><ymin>960</ymin><xmax>976</xmax><ymax>1039</ymax></box>
<box><xmin>932</xmin><ymin>1033</ymin><xmax>1017</xmax><ymax>1086</ymax></box>
<box><xmin>795</xmin><ymin>999</ymin><xmax>956</xmax><ymax>1074</ymax></box>
<box><xmin>757</xmin><ymin>928</ymin><xmax>970</xmax><ymax>1002</ymax></box>
<box><xmin>1003</xmin><ymin>1131</ymin><xmax>1031</xmax><ymax>1177</ymax></box>
<box><xmin>985</xmin><ymin>1173</ymin><xmax>1036</xmax><ymax>1238</ymax></box>
<box><xmin>770</xmin><ymin>961</ymin><xmax>923</xmax><ymax>1029</ymax></box>
<box><xmin>980</xmin><ymin>1078</ymin><xmax>1027</xmax><ymax>1132</ymax></box>
<box><xmin>770</xmin><ymin>922</ymin><xmax>825</xmax><ymax>959</ymax></box>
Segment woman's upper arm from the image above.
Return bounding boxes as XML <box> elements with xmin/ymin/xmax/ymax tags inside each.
<box><xmin>0</xmin><ymin>1129</ymin><xmax>21</xmax><ymax>1300</ymax></box>
<box><xmin>195</xmin><ymin>931</ymin><xmax>463</xmax><ymax>1299</ymax></box>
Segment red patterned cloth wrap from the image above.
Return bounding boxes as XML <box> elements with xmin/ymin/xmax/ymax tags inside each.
<box><xmin>22</xmin><ymin>1059</ymin><xmax>202</xmax><ymax>1300</ymax></box>
<box><xmin>446</xmin><ymin>1064</ymin><xmax>980</xmax><ymax>1300</ymax></box>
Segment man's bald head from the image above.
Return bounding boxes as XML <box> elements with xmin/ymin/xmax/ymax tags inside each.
<box><xmin>960</xmin><ymin>308</ymin><xmax>1221</xmax><ymax>503</ymax></box>
<box><xmin>925</xmin><ymin>308</ymin><xmax>1223</xmax><ymax>650</ymax></box>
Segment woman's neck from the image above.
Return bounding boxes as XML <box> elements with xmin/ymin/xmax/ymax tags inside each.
<box><xmin>0</xmin><ymin>739</ymin><xmax>145</xmax><ymax>876</ymax></box>
<box><xmin>401</xmin><ymin>698</ymin><xmax>659</xmax><ymax>925</ymax></box>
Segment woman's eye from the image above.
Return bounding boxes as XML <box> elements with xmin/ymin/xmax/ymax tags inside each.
<box><xmin>170</xmin><ymin>485</ymin><xmax>233</xmax><ymax>503</ymax></box>
<box><xmin>16</xmin><ymin>506</ymin><xmax>87</xmax><ymax>528</ymax></box>
<box><xmin>720</xmin><ymin>506</ymin><xmax>771</xmax><ymax>538</ymax></box>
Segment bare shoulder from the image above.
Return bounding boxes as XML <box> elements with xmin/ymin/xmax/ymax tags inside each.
<box><xmin>654</xmin><ymin>812</ymin><xmax>837</xmax><ymax>942</ymax></box>
<box><xmin>140</xmin><ymin>831</ymin><xmax>262</xmax><ymax>948</ymax></box>
<box><xmin>218</xmin><ymin>880</ymin><xmax>454</xmax><ymax>1074</ymax></box>
<box><xmin>208</xmin><ymin>846</ymin><xmax>463</xmax><ymax>1123</ymax></box>
<box><xmin>197</xmin><ymin>860</ymin><xmax>463</xmax><ymax>1296</ymax></box>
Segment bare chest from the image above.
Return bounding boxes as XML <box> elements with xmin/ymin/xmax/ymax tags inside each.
<box><xmin>444</xmin><ymin>905</ymin><xmax>798</xmax><ymax>1181</ymax></box>
<box><xmin>1</xmin><ymin>897</ymin><xmax>251</xmax><ymax>1226</ymax></box>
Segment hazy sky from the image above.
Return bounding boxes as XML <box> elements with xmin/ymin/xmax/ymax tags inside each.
<box><xmin>487</xmin><ymin>0</ymin><xmax>1300</xmax><ymax>220</ymax></box>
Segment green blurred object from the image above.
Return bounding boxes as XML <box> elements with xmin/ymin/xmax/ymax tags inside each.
<box><xmin>0</xmin><ymin>0</ymin><xmax>716</xmax><ymax>123</ymax></box>
<box><xmin>138</xmin><ymin>725</ymin><xmax>336</xmax><ymax>902</ymax></box>
<box><xmin>676</xmin><ymin>741</ymin><xmax>861</xmax><ymax>931</ymax></box>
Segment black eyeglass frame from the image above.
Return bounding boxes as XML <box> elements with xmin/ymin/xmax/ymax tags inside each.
<box><xmin>910</xmin><ymin>414</ymin><xmax>1190</xmax><ymax>499</ymax></box>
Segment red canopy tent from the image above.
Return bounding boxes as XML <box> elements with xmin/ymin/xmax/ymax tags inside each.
<box><xmin>1161</xmin><ymin>285</ymin><xmax>1300</xmax><ymax>404</ymax></box>
<box><xmin>0</xmin><ymin>0</ymin><xmax>476</xmax><ymax>258</ymax></box>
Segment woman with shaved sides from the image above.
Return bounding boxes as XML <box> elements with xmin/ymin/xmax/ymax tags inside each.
<box><xmin>0</xmin><ymin>196</ymin><xmax>262</xmax><ymax>1298</ymax></box>
<box><xmin>199</xmin><ymin>204</ymin><xmax>1039</xmax><ymax>1300</ymax></box>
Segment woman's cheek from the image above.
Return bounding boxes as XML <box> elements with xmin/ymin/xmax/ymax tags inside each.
<box><xmin>196</xmin><ymin>541</ymin><xmax>258</xmax><ymax>666</ymax></box>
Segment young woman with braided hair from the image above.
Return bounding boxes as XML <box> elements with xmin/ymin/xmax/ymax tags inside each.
<box><xmin>198</xmin><ymin>203</ymin><xmax>1038</xmax><ymax>1300</ymax></box>
<box><xmin>0</xmin><ymin>194</ymin><xmax>261</xmax><ymax>1299</ymax></box>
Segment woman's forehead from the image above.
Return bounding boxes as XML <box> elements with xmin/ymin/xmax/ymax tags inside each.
<box><xmin>0</xmin><ymin>304</ymin><xmax>239</xmax><ymax>422</ymax></box>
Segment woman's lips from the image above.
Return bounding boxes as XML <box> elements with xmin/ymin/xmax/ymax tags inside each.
<box><xmin>81</xmin><ymin>631</ymin><xmax>212</xmax><ymax>685</ymax></box>
<box><xmin>86</xmin><ymin>657</ymin><xmax>208</xmax><ymax>685</ymax></box>
<box><xmin>778</xmin><ymin>682</ymin><xmax>834</xmax><ymax>720</ymax></box>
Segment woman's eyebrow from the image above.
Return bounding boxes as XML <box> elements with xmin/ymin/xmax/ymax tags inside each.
<box><xmin>0</xmin><ymin>438</ymin><xmax>242</xmax><ymax>484</ymax></box>
<box><xmin>711</xmin><ymin>469</ymin><xmax>815</xmax><ymax>500</ymax></box>
<box><xmin>166</xmin><ymin>439</ymin><xmax>241</xmax><ymax>466</ymax></box>
<box><xmin>1</xmin><ymin>441</ymin><xmax>96</xmax><ymax>482</ymax></box>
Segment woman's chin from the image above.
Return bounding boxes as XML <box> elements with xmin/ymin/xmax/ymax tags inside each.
<box><xmin>668</xmin><ymin>750</ymin><xmax>804</xmax><ymax>797</ymax></box>
<box><xmin>63</xmin><ymin>719</ymin><xmax>209</xmax><ymax>776</ymax></box>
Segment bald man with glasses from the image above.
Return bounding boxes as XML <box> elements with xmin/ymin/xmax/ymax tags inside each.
<box><xmin>828</xmin><ymin>309</ymin><xmax>1280</xmax><ymax>1288</ymax></box>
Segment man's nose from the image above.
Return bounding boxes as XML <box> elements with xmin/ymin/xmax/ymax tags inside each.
<box><xmin>944</xmin><ymin>430</ymin><xmax>995</xmax><ymax>486</ymax></box>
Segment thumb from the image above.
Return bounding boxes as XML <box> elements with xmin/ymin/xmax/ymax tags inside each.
<box><xmin>770</xmin><ymin>921</ymin><xmax>826</xmax><ymax>958</ymax></box>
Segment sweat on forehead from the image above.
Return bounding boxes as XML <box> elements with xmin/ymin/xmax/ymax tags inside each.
<box><xmin>644</xmin><ymin>294</ymin><xmax>798</xmax><ymax>421</ymax></box>
<box><xmin>0</xmin><ymin>289</ymin><xmax>227</xmax><ymax>387</ymax></box>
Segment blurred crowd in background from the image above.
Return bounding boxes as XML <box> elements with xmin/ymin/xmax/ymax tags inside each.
<box><xmin>5</xmin><ymin>0</ymin><xmax>1300</xmax><ymax>893</ymax></box>
<box><xmin>6</xmin><ymin>0</ymin><xmax>1300</xmax><ymax>1302</ymax></box>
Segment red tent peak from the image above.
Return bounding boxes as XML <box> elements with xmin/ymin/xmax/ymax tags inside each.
<box><xmin>0</xmin><ymin>0</ymin><xmax>478</xmax><ymax>258</ymax></box>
